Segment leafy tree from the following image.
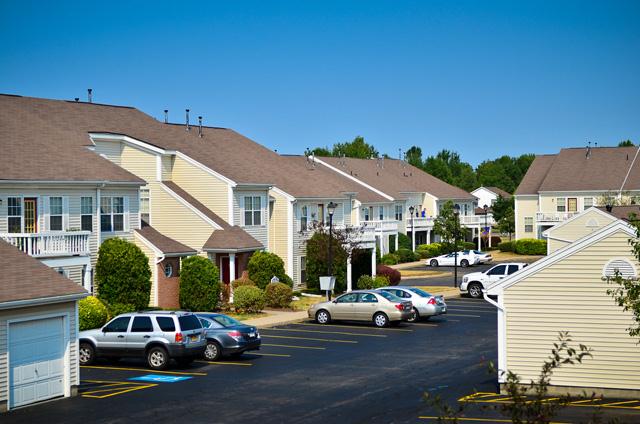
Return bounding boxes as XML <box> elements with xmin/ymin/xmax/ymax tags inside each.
<box><xmin>423</xmin><ymin>150</ymin><xmax>478</xmax><ymax>192</ymax></box>
<box><xmin>332</xmin><ymin>135</ymin><xmax>378</xmax><ymax>158</ymax></box>
<box><xmin>179</xmin><ymin>256</ymin><xmax>220</xmax><ymax>311</ymax></box>
<box><xmin>247</xmin><ymin>251</ymin><xmax>292</xmax><ymax>289</ymax></box>
<box><xmin>492</xmin><ymin>195</ymin><xmax>515</xmax><ymax>240</ymax></box>
<box><xmin>311</xmin><ymin>146</ymin><xmax>332</xmax><ymax>156</ymax></box>
<box><xmin>405</xmin><ymin>145</ymin><xmax>424</xmax><ymax>168</ymax></box>
<box><xmin>96</xmin><ymin>238</ymin><xmax>151</xmax><ymax>311</ymax></box>
<box><xmin>498</xmin><ymin>208</ymin><xmax>516</xmax><ymax>240</ymax></box>
<box><xmin>433</xmin><ymin>200</ymin><xmax>462</xmax><ymax>253</ymax></box>
<box><xmin>476</xmin><ymin>154</ymin><xmax>535</xmax><ymax>194</ymax></box>
<box><xmin>619</xmin><ymin>139</ymin><xmax>634</xmax><ymax>147</ymax></box>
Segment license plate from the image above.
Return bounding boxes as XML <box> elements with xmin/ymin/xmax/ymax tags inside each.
<box><xmin>189</xmin><ymin>335</ymin><xmax>198</xmax><ymax>342</ymax></box>
<box><xmin>249</xmin><ymin>332</ymin><xmax>256</xmax><ymax>338</ymax></box>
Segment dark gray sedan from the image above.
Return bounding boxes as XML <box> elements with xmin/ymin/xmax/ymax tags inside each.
<box><xmin>196</xmin><ymin>313</ymin><xmax>261</xmax><ymax>361</ymax></box>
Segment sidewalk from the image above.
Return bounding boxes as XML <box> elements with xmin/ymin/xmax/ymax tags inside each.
<box><xmin>417</xmin><ymin>286</ymin><xmax>460</xmax><ymax>299</ymax></box>
<box><xmin>241</xmin><ymin>309</ymin><xmax>308</xmax><ymax>328</ymax></box>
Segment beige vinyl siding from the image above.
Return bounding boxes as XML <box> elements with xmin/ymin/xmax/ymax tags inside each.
<box><xmin>93</xmin><ymin>141</ymin><xmax>122</xmax><ymax>166</ymax></box>
<box><xmin>422</xmin><ymin>193</ymin><xmax>438</xmax><ymax>217</ymax></box>
<box><xmin>161</xmin><ymin>155</ymin><xmax>174</xmax><ymax>181</ymax></box>
<box><xmin>133</xmin><ymin>234</ymin><xmax>159</xmax><ymax>307</ymax></box>
<box><xmin>151</xmin><ymin>186</ymin><xmax>214</xmax><ymax>250</ymax></box>
<box><xmin>515</xmin><ymin>195</ymin><xmax>538</xmax><ymax>240</ymax></box>
<box><xmin>503</xmin><ymin>229</ymin><xmax>640</xmax><ymax>390</ymax></box>
<box><xmin>268</xmin><ymin>190</ymin><xmax>290</xmax><ymax>275</ymax></box>
<box><xmin>547</xmin><ymin>238</ymin><xmax>569</xmax><ymax>254</ymax></box>
<box><xmin>171</xmin><ymin>156</ymin><xmax>230</xmax><ymax>222</ymax></box>
<box><xmin>546</xmin><ymin>210</ymin><xmax>615</xmax><ymax>254</ymax></box>
<box><xmin>0</xmin><ymin>301</ymin><xmax>80</xmax><ymax>405</ymax></box>
<box><xmin>234</xmin><ymin>190</ymin><xmax>268</xmax><ymax>248</ymax></box>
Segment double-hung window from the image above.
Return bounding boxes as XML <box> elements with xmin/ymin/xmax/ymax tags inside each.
<box><xmin>300</xmin><ymin>256</ymin><xmax>307</xmax><ymax>283</ymax></box>
<box><xmin>49</xmin><ymin>197</ymin><xmax>63</xmax><ymax>231</ymax></box>
<box><xmin>524</xmin><ymin>217</ymin><xmax>533</xmax><ymax>233</ymax></box>
<box><xmin>7</xmin><ymin>197</ymin><xmax>22</xmax><ymax>233</ymax></box>
<box><xmin>394</xmin><ymin>205</ymin><xmax>403</xmax><ymax>221</ymax></box>
<box><xmin>363</xmin><ymin>207</ymin><xmax>370</xmax><ymax>221</ymax></box>
<box><xmin>378</xmin><ymin>206</ymin><xmax>384</xmax><ymax>221</ymax></box>
<box><xmin>81</xmin><ymin>197</ymin><xmax>93</xmax><ymax>232</ymax></box>
<box><xmin>140</xmin><ymin>188</ymin><xmax>150</xmax><ymax>225</ymax></box>
<box><xmin>101</xmin><ymin>196</ymin><xmax>125</xmax><ymax>232</ymax></box>
<box><xmin>583</xmin><ymin>197</ymin><xmax>593</xmax><ymax>209</ymax></box>
<box><xmin>300</xmin><ymin>206</ymin><xmax>308</xmax><ymax>231</ymax></box>
<box><xmin>244</xmin><ymin>196</ymin><xmax>262</xmax><ymax>226</ymax></box>
<box><xmin>556</xmin><ymin>198</ymin><xmax>566</xmax><ymax>212</ymax></box>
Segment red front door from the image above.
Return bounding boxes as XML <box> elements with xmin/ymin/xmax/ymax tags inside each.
<box><xmin>220</xmin><ymin>256</ymin><xmax>240</xmax><ymax>284</ymax></box>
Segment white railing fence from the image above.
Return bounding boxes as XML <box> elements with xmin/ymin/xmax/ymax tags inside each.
<box><xmin>0</xmin><ymin>231</ymin><xmax>91</xmax><ymax>257</ymax></box>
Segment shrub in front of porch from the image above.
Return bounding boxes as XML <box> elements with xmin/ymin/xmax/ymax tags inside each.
<box><xmin>356</xmin><ymin>275</ymin><xmax>390</xmax><ymax>290</ymax></box>
<box><xmin>306</xmin><ymin>232</ymin><xmax>349</xmax><ymax>293</ymax></box>
<box><xmin>514</xmin><ymin>238</ymin><xmax>547</xmax><ymax>255</ymax></box>
<box><xmin>381</xmin><ymin>253</ymin><xmax>399</xmax><ymax>265</ymax></box>
<box><xmin>96</xmin><ymin>238</ymin><xmax>151</xmax><ymax>312</ymax></box>
<box><xmin>376</xmin><ymin>265</ymin><xmax>401</xmax><ymax>285</ymax></box>
<box><xmin>395</xmin><ymin>248</ymin><xmax>419</xmax><ymax>263</ymax></box>
<box><xmin>79</xmin><ymin>296</ymin><xmax>109</xmax><ymax>330</ymax></box>
<box><xmin>416</xmin><ymin>243</ymin><xmax>444</xmax><ymax>259</ymax></box>
<box><xmin>248</xmin><ymin>251</ymin><xmax>293</xmax><ymax>289</ymax></box>
<box><xmin>179</xmin><ymin>256</ymin><xmax>221</xmax><ymax>311</ymax></box>
<box><xmin>398</xmin><ymin>233</ymin><xmax>412</xmax><ymax>250</ymax></box>
<box><xmin>264</xmin><ymin>282</ymin><xmax>293</xmax><ymax>308</ymax></box>
<box><xmin>234</xmin><ymin>285</ymin><xmax>265</xmax><ymax>313</ymax></box>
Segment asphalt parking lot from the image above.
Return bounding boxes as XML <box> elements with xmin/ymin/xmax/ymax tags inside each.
<box><xmin>4</xmin><ymin>298</ymin><xmax>639</xmax><ymax>424</ymax></box>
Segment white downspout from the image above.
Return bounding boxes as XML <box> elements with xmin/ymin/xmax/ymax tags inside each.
<box><xmin>484</xmin><ymin>290</ymin><xmax>506</xmax><ymax>386</ymax></box>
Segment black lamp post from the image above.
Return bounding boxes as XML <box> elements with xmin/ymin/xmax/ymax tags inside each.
<box><xmin>453</xmin><ymin>204</ymin><xmax>460</xmax><ymax>288</ymax></box>
<box><xmin>483</xmin><ymin>204</ymin><xmax>488</xmax><ymax>250</ymax></box>
<box><xmin>326</xmin><ymin>202</ymin><xmax>337</xmax><ymax>301</ymax></box>
<box><xmin>408</xmin><ymin>205</ymin><xmax>415</xmax><ymax>251</ymax></box>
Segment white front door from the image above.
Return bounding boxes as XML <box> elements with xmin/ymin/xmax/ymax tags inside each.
<box><xmin>9</xmin><ymin>316</ymin><xmax>66</xmax><ymax>408</ymax></box>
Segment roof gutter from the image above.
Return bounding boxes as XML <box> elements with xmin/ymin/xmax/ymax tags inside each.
<box><xmin>0</xmin><ymin>180</ymin><xmax>145</xmax><ymax>186</ymax></box>
<box><xmin>482</xmin><ymin>290</ymin><xmax>502</xmax><ymax>310</ymax></box>
<box><xmin>0</xmin><ymin>292</ymin><xmax>88</xmax><ymax>311</ymax></box>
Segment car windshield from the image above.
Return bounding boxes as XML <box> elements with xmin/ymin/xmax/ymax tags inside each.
<box><xmin>212</xmin><ymin>315</ymin><xmax>242</xmax><ymax>327</ymax></box>
<box><xmin>178</xmin><ymin>315</ymin><xmax>202</xmax><ymax>331</ymax></box>
<box><xmin>473</xmin><ymin>250</ymin><xmax>484</xmax><ymax>254</ymax></box>
<box><xmin>376</xmin><ymin>291</ymin><xmax>402</xmax><ymax>302</ymax></box>
<box><xmin>408</xmin><ymin>287</ymin><xmax>431</xmax><ymax>298</ymax></box>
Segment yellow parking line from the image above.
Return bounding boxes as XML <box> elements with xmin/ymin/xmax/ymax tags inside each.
<box><xmin>295</xmin><ymin>322</ymin><xmax>413</xmax><ymax>332</ymax></box>
<box><xmin>83</xmin><ymin>384</ymin><xmax>157</xmax><ymax>399</ymax></box>
<box><xmin>445</xmin><ymin>314</ymin><xmax>481</xmax><ymax>318</ymax></box>
<box><xmin>196</xmin><ymin>360</ymin><xmax>253</xmax><ymax>367</ymax></box>
<box><xmin>80</xmin><ymin>365</ymin><xmax>206</xmax><ymax>376</ymax></box>
<box><xmin>419</xmin><ymin>416</ymin><xmax>569</xmax><ymax>424</ymax></box>
<box><xmin>261</xmin><ymin>334</ymin><xmax>358</xmax><ymax>343</ymax></box>
<box><xmin>263</xmin><ymin>327</ymin><xmax>387</xmax><ymax>338</ymax></box>
<box><xmin>599</xmin><ymin>400</ymin><xmax>640</xmax><ymax>407</ymax></box>
<box><xmin>262</xmin><ymin>343</ymin><xmax>326</xmax><ymax>350</ymax></box>
<box><xmin>409</xmin><ymin>323</ymin><xmax>439</xmax><ymax>327</ymax></box>
<box><xmin>244</xmin><ymin>352</ymin><xmax>292</xmax><ymax>358</ymax></box>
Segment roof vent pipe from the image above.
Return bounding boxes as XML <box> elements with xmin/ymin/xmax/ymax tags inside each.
<box><xmin>164</xmin><ymin>110</ymin><xmax>168</xmax><ymax>124</ymax></box>
<box><xmin>586</xmin><ymin>141</ymin><xmax>591</xmax><ymax>158</ymax></box>
<box><xmin>198</xmin><ymin>116</ymin><xmax>203</xmax><ymax>137</ymax></box>
<box><xmin>87</xmin><ymin>88</ymin><xmax>92</xmax><ymax>103</ymax></box>
<box><xmin>74</xmin><ymin>97</ymin><xmax>79</xmax><ymax>102</ymax></box>
<box><xmin>185</xmin><ymin>109</ymin><xmax>190</xmax><ymax>131</ymax></box>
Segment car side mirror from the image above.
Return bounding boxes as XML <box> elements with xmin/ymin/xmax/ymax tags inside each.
<box><xmin>332</xmin><ymin>300</ymin><xmax>338</xmax><ymax>304</ymax></box>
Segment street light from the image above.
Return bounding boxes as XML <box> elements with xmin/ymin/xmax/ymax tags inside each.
<box><xmin>453</xmin><ymin>204</ymin><xmax>461</xmax><ymax>288</ymax></box>
<box><xmin>326</xmin><ymin>202</ymin><xmax>338</xmax><ymax>301</ymax></box>
<box><xmin>483</xmin><ymin>204</ymin><xmax>488</xmax><ymax>250</ymax></box>
<box><xmin>408</xmin><ymin>205</ymin><xmax>415</xmax><ymax>252</ymax></box>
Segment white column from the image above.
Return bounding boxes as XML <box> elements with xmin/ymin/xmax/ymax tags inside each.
<box><xmin>411</xmin><ymin>229</ymin><xmax>416</xmax><ymax>252</ymax></box>
<box><xmin>83</xmin><ymin>264</ymin><xmax>92</xmax><ymax>293</ymax></box>
<box><xmin>427</xmin><ymin>230</ymin><xmax>431</xmax><ymax>245</ymax></box>
<box><xmin>229</xmin><ymin>253</ymin><xmax>236</xmax><ymax>303</ymax></box>
<box><xmin>346</xmin><ymin>255</ymin><xmax>352</xmax><ymax>292</ymax></box>
<box><xmin>477</xmin><ymin>227</ymin><xmax>482</xmax><ymax>250</ymax></box>
<box><xmin>488</xmin><ymin>227</ymin><xmax>492</xmax><ymax>248</ymax></box>
<box><xmin>394</xmin><ymin>233</ymin><xmax>399</xmax><ymax>251</ymax></box>
<box><xmin>371</xmin><ymin>245</ymin><xmax>377</xmax><ymax>277</ymax></box>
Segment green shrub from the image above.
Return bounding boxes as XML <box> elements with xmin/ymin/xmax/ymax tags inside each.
<box><xmin>463</xmin><ymin>242</ymin><xmax>476</xmax><ymax>250</ymax></box>
<box><xmin>179</xmin><ymin>256</ymin><xmax>221</xmax><ymax>312</ymax></box>
<box><xmin>356</xmin><ymin>274</ymin><xmax>390</xmax><ymax>289</ymax></box>
<box><xmin>396</xmin><ymin>248</ymin><xmax>419</xmax><ymax>263</ymax></box>
<box><xmin>498</xmin><ymin>241</ymin><xmax>514</xmax><ymax>252</ymax></box>
<box><xmin>264</xmin><ymin>282</ymin><xmax>293</xmax><ymax>308</ymax></box>
<box><xmin>79</xmin><ymin>296</ymin><xmax>109</xmax><ymax>330</ymax></box>
<box><xmin>398</xmin><ymin>233</ymin><xmax>412</xmax><ymax>250</ymax></box>
<box><xmin>381</xmin><ymin>253</ymin><xmax>399</xmax><ymax>265</ymax></box>
<box><xmin>234</xmin><ymin>285</ymin><xmax>265</xmax><ymax>313</ymax></box>
<box><xmin>248</xmin><ymin>251</ymin><xmax>293</xmax><ymax>289</ymax></box>
<box><xmin>232</xmin><ymin>276</ymin><xmax>256</xmax><ymax>290</ymax></box>
<box><xmin>514</xmin><ymin>238</ymin><xmax>547</xmax><ymax>255</ymax></box>
<box><xmin>96</xmin><ymin>238</ymin><xmax>151</xmax><ymax>311</ymax></box>
<box><xmin>376</xmin><ymin>265</ymin><xmax>401</xmax><ymax>285</ymax></box>
<box><xmin>106</xmin><ymin>302</ymin><xmax>136</xmax><ymax>318</ymax></box>
<box><xmin>416</xmin><ymin>243</ymin><xmax>443</xmax><ymax>259</ymax></box>
<box><xmin>305</xmin><ymin>232</ymin><xmax>348</xmax><ymax>293</ymax></box>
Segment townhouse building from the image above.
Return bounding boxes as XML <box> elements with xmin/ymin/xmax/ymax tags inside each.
<box><xmin>514</xmin><ymin>146</ymin><xmax>640</xmax><ymax>240</ymax></box>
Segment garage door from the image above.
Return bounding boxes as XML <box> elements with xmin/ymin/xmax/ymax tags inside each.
<box><xmin>9</xmin><ymin>317</ymin><xmax>65</xmax><ymax>408</ymax></box>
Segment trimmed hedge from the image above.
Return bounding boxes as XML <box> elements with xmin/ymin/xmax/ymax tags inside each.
<box><xmin>106</xmin><ymin>302</ymin><xmax>136</xmax><ymax>318</ymax></box>
<box><xmin>498</xmin><ymin>241</ymin><xmax>514</xmax><ymax>252</ymax></box>
<box><xmin>233</xmin><ymin>286</ymin><xmax>265</xmax><ymax>313</ymax></box>
<box><xmin>398</xmin><ymin>233</ymin><xmax>412</xmax><ymax>250</ymax></box>
<box><xmin>264</xmin><ymin>282</ymin><xmax>293</xmax><ymax>308</ymax></box>
<box><xmin>416</xmin><ymin>243</ymin><xmax>444</xmax><ymax>259</ymax></box>
<box><xmin>396</xmin><ymin>248</ymin><xmax>419</xmax><ymax>263</ymax></box>
<box><xmin>514</xmin><ymin>238</ymin><xmax>547</xmax><ymax>255</ymax></box>
<box><xmin>179</xmin><ymin>256</ymin><xmax>221</xmax><ymax>312</ymax></box>
<box><xmin>232</xmin><ymin>276</ymin><xmax>256</xmax><ymax>290</ymax></box>
<box><xmin>356</xmin><ymin>275</ymin><xmax>390</xmax><ymax>290</ymax></box>
<box><xmin>79</xmin><ymin>296</ymin><xmax>109</xmax><ymax>331</ymax></box>
<box><xmin>248</xmin><ymin>251</ymin><xmax>293</xmax><ymax>289</ymax></box>
<box><xmin>381</xmin><ymin>253</ymin><xmax>399</xmax><ymax>265</ymax></box>
<box><xmin>376</xmin><ymin>265</ymin><xmax>401</xmax><ymax>285</ymax></box>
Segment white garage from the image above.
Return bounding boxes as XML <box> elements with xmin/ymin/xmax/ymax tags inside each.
<box><xmin>1</xmin><ymin>241</ymin><xmax>87</xmax><ymax>412</ymax></box>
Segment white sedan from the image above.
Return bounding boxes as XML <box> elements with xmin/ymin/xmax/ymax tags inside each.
<box><xmin>427</xmin><ymin>251</ymin><xmax>479</xmax><ymax>268</ymax></box>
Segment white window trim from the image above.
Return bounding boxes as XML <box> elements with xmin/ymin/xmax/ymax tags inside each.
<box><xmin>524</xmin><ymin>216</ymin><xmax>534</xmax><ymax>233</ymax></box>
<box><xmin>100</xmin><ymin>196</ymin><xmax>128</xmax><ymax>233</ymax></box>
<box><xmin>556</xmin><ymin>197</ymin><xmax>566</xmax><ymax>212</ymax></box>
<box><xmin>7</xmin><ymin>196</ymin><xmax>23</xmax><ymax>233</ymax></box>
<box><xmin>242</xmin><ymin>195</ymin><xmax>263</xmax><ymax>227</ymax></box>
<box><xmin>80</xmin><ymin>196</ymin><xmax>93</xmax><ymax>232</ymax></box>
<box><xmin>602</xmin><ymin>258</ymin><xmax>637</xmax><ymax>279</ymax></box>
<box><xmin>48</xmin><ymin>196</ymin><xmax>64</xmax><ymax>232</ymax></box>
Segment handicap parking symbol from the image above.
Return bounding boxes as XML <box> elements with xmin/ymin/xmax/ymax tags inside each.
<box><xmin>129</xmin><ymin>374</ymin><xmax>192</xmax><ymax>383</ymax></box>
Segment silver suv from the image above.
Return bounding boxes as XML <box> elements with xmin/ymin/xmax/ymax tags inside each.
<box><xmin>79</xmin><ymin>311</ymin><xmax>206</xmax><ymax>370</ymax></box>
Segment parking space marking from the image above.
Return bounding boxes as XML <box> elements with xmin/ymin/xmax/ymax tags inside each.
<box><xmin>444</xmin><ymin>313</ymin><xmax>481</xmax><ymax>318</ymax></box>
<box><xmin>244</xmin><ymin>352</ymin><xmax>292</xmax><ymax>357</ymax></box>
<box><xmin>419</xmin><ymin>416</ymin><xmax>569</xmax><ymax>423</ymax></box>
<box><xmin>80</xmin><ymin>380</ymin><xmax>157</xmax><ymax>399</ymax></box>
<box><xmin>196</xmin><ymin>360</ymin><xmax>253</xmax><ymax>367</ymax></box>
<box><xmin>459</xmin><ymin>392</ymin><xmax>640</xmax><ymax>410</ymax></box>
<box><xmin>262</xmin><ymin>343</ymin><xmax>326</xmax><ymax>350</ymax></box>
<box><xmin>294</xmin><ymin>322</ymin><xmax>414</xmax><ymax>332</ymax></box>
<box><xmin>264</xmin><ymin>327</ymin><xmax>387</xmax><ymax>338</ymax></box>
<box><xmin>80</xmin><ymin>365</ymin><xmax>207</xmax><ymax>376</ymax></box>
<box><xmin>261</xmin><ymin>334</ymin><xmax>358</xmax><ymax>344</ymax></box>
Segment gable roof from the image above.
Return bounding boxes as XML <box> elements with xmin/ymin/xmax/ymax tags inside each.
<box><xmin>315</xmin><ymin>156</ymin><xmax>475</xmax><ymax>201</ymax></box>
<box><xmin>485</xmin><ymin>186</ymin><xmax>512</xmax><ymax>198</ymax></box>
<box><xmin>542</xmin><ymin>207</ymin><xmax>616</xmax><ymax>239</ymax></box>
<box><xmin>135</xmin><ymin>225</ymin><xmax>197</xmax><ymax>256</ymax></box>
<box><xmin>597</xmin><ymin>205</ymin><xmax>640</xmax><ymax>222</ymax></box>
<box><xmin>0</xmin><ymin>240</ymin><xmax>87</xmax><ymax>306</ymax></box>
<box><xmin>486</xmin><ymin>219</ymin><xmax>635</xmax><ymax>295</ymax></box>
<box><xmin>515</xmin><ymin>154</ymin><xmax>557</xmax><ymax>195</ymax></box>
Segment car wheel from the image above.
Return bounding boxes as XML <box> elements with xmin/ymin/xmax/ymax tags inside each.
<box><xmin>315</xmin><ymin>309</ymin><xmax>331</xmax><ymax>324</ymax></box>
<box><xmin>147</xmin><ymin>346</ymin><xmax>169</xmax><ymax>370</ymax></box>
<box><xmin>460</xmin><ymin>259</ymin><xmax>469</xmax><ymax>268</ymax></box>
<box><xmin>373</xmin><ymin>312</ymin><xmax>389</xmax><ymax>328</ymax></box>
<box><xmin>176</xmin><ymin>357</ymin><xmax>194</xmax><ymax>367</ymax></box>
<box><xmin>430</xmin><ymin>259</ymin><xmax>438</xmax><ymax>267</ymax></box>
<box><xmin>407</xmin><ymin>307</ymin><xmax>420</xmax><ymax>323</ymax></box>
<box><xmin>468</xmin><ymin>283</ymin><xmax>483</xmax><ymax>299</ymax></box>
<box><xmin>79</xmin><ymin>342</ymin><xmax>95</xmax><ymax>366</ymax></box>
<box><xmin>204</xmin><ymin>340</ymin><xmax>222</xmax><ymax>361</ymax></box>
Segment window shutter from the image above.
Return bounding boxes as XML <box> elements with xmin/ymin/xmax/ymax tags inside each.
<box><xmin>42</xmin><ymin>196</ymin><xmax>49</xmax><ymax>232</ymax></box>
<box><xmin>124</xmin><ymin>196</ymin><xmax>130</xmax><ymax>231</ymax></box>
<box><xmin>62</xmin><ymin>196</ymin><xmax>69</xmax><ymax>231</ymax></box>
<box><xmin>603</xmin><ymin>259</ymin><xmax>636</xmax><ymax>279</ymax></box>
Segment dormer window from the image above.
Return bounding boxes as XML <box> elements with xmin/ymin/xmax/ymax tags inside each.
<box><xmin>244</xmin><ymin>196</ymin><xmax>262</xmax><ymax>226</ymax></box>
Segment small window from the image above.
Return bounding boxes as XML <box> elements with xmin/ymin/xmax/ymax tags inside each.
<box><xmin>131</xmin><ymin>316</ymin><xmax>154</xmax><ymax>332</ymax></box>
<box><xmin>584</xmin><ymin>197</ymin><xmax>593</xmax><ymax>209</ymax></box>
<box><xmin>556</xmin><ymin>198</ymin><xmax>566</xmax><ymax>212</ymax></box>
<box><xmin>378</xmin><ymin>206</ymin><xmax>384</xmax><ymax>221</ymax></box>
<box><xmin>101</xmin><ymin>196</ymin><xmax>125</xmax><ymax>232</ymax></box>
<box><xmin>300</xmin><ymin>206</ymin><xmax>308</xmax><ymax>231</ymax></box>
<box><xmin>487</xmin><ymin>265</ymin><xmax>506</xmax><ymax>276</ymax></box>
<box><xmin>199</xmin><ymin>318</ymin><xmax>211</xmax><ymax>329</ymax></box>
<box><xmin>336</xmin><ymin>293</ymin><xmax>358</xmax><ymax>303</ymax></box>
<box><xmin>359</xmin><ymin>293</ymin><xmax>378</xmax><ymax>303</ymax></box>
<box><xmin>7</xmin><ymin>197</ymin><xmax>22</xmax><ymax>233</ymax></box>
<box><xmin>603</xmin><ymin>259</ymin><xmax>637</xmax><ymax>279</ymax></box>
<box><xmin>244</xmin><ymin>196</ymin><xmax>262</xmax><ymax>226</ymax></box>
<box><xmin>300</xmin><ymin>256</ymin><xmax>307</xmax><ymax>283</ymax></box>
<box><xmin>81</xmin><ymin>197</ymin><xmax>93</xmax><ymax>231</ymax></box>
<box><xmin>178</xmin><ymin>315</ymin><xmax>202</xmax><ymax>331</ymax></box>
<box><xmin>507</xmin><ymin>265</ymin><xmax>520</xmax><ymax>275</ymax></box>
<box><xmin>164</xmin><ymin>263</ymin><xmax>173</xmax><ymax>278</ymax></box>
<box><xmin>156</xmin><ymin>317</ymin><xmax>176</xmax><ymax>332</ymax></box>
<box><xmin>524</xmin><ymin>217</ymin><xmax>533</xmax><ymax>233</ymax></box>
<box><xmin>104</xmin><ymin>317</ymin><xmax>131</xmax><ymax>333</ymax></box>
<box><xmin>363</xmin><ymin>208</ymin><xmax>370</xmax><ymax>221</ymax></box>
<box><xmin>395</xmin><ymin>204</ymin><xmax>403</xmax><ymax>221</ymax></box>
<box><xmin>140</xmin><ymin>188</ymin><xmax>150</xmax><ymax>224</ymax></box>
<box><xmin>49</xmin><ymin>196</ymin><xmax>63</xmax><ymax>231</ymax></box>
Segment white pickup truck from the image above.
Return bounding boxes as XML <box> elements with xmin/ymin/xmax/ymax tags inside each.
<box><xmin>460</xmin><ymin>262</ymin><xmax>529</xmax><ymax>298</ymax></box>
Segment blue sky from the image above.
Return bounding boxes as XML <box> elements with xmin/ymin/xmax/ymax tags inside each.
<box><xmin>1</xmin><ymin>1</ymin><xmax>639</xmax><ymax>165</ymax></box>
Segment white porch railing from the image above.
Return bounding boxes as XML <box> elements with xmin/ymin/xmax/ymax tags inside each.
<box><xmin>362</xmin><ymin>220</ymin><xmax>399</xmax><ymax>233</ymax></box>
<box><xmin>405</xmin><ymin>217</ymin><xmax>435</xmax><ymax>229</ymax></box>
<box><xmin>460</xmin><ymin>214</ymin><xmax>495</xmax><ymax>226</ymax></box>
<box><xmin>536</xmin><ymin>211</ymin><xmax>579</xmax><ymax>223</ymax></box>
<box><xmin>0</xmin><ymin>231</ymin><xmax>91</xmax><ymax>257</ymax></box>
<box><xmin>299</xmin><ymin>224</ymin><xmax>376</xmax><ymax>244</ymax></box>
